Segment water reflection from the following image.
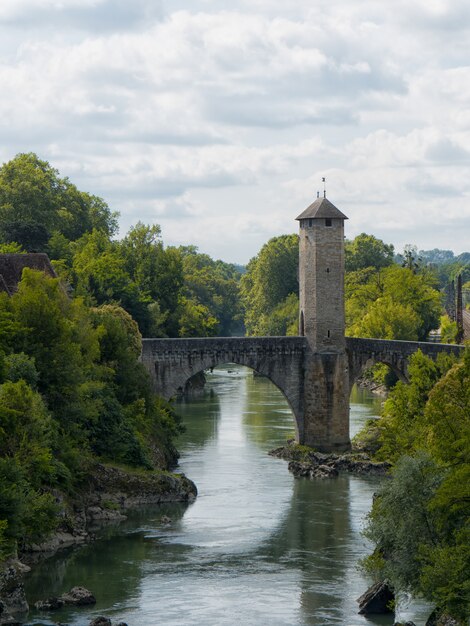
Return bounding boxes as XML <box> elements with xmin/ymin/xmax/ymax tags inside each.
<box><xmin>24</xmin><ymin>365</ymin><xmax>429</xmax><ymax>626</ymax></box>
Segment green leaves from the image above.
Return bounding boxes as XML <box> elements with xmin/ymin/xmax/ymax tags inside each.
<box><xmin>0</xmin><ymin>153</ymin><xmax>117</xmax><ymax>250</ymax></box>
<box><xmin>240</xmin><ymin>234</ymin><xmax>298</xmax><ymax>336</ymax></box>
<box><xmin>363</xmin><ymin>348</ymin><xmax>470</xmax><ymax>621</ymax></box>
<box><xmin>347</xmin><ymin>265</ymin><xmax>441</xmax><ymax>341</ymax></box>
<box><xmin>345</xmin><ymin>233</ymin><xmax>394</xmax><ymax>272</ymax></box>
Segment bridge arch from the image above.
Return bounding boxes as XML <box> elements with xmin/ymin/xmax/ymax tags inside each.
<box><xmin>142</xmin><ymin>337</ymin><xmax>308</xmax><ymax>443</ymax></box>
<box><xmin>347</xmin><ymin>354</ymin><xmax>408</xmax><ymax>392</ymax></box>
<box><xmin>175</xmin><ymin>361</ymin><xmax>301</xmax><ymax>435</ymax></box>
<box><xmin>345</xmin><ymin>337</ymin><xmax>465</xmax><ymax>392</ymax></box>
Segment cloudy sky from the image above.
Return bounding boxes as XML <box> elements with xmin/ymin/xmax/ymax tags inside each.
<box><xmin>1</xmin><ymin>0</ymin><xmax>469</xmax><ymax>263</ymax></box>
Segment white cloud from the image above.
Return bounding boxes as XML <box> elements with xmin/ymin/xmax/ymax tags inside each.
<box><xmin>0</xmin><ymin>0</ymin><xmax>469</xmax><ymax>261</ymax></box>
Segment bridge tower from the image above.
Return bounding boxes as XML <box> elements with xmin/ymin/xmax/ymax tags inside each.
<box><xmin>296</xmin><ymin>197</ymin><xmax>351</xmax><ymax>451</ymax></box>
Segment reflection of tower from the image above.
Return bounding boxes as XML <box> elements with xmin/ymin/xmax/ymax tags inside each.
<box><xmin>296</xmin><ymin>196</ymin><xmax>350</xmax><ymax>451</ymax></box>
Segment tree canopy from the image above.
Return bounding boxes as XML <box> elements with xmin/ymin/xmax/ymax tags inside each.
<box><xmin>0</xmin><ymin>270</ymin><xmax>183</xmax><ymax>558</ymax></box>
<box><xmin>0</xmin><ymin>153</ymin><xmax>118</xmax><ymax>251</ymax></box>
<box><xmin>361</xmin><ymin>349</ymin><xmax>470</xmax><ymax>622</ymax></box>
<box><xmin>345</xmin><ymin>233</ymin><xmax>394</xmax><ymax>272</ymax></box>
<box><xmin>240</xmin><ymin>234</ymin><xmax>298</xmax><ymax>336</ymax></box>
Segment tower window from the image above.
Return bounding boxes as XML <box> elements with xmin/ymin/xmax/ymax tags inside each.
<box><xmin>325</xmin><ymin>218</ymin><xmax>332</xmax><ymax>227</ymax></box>
<box><xmin>326</xmin><ymin>267</ymin><xmax>330</xmax><ymax>273</ymax></box>
<box><xmin>308</xmin><ymin>219</ymin><xmax>313</xmax><ymax>227</ymax></box>
<box><xmin>327</xmin><ymin>330</ymin><xmax>331</xmax><ymax>338</ymax></box>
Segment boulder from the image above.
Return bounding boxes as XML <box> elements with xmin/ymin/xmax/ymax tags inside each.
<box><xmin>34</xmin><ymin>596</ymin><xmax>65</xmax><ymax>610</ymax></box>
<box><xmin>0</xmin><ymin>565</ymin><xmax>28</xmax><ymax>614</ymax></box>
<box><xmin>357</xmin><ymin>580</ymin><xmax>394</xmax><ymax>614</ymax></box>
<box><xmin>89</xmin><ymin>617</ymin><xmax>111</xmax><ymax>626</ymax></box>
<box><xmin>287</xmin><ymin>461</ymin><xmax>338</xmax><ymax>479</ymax></box>
<box><xmin>61</xmin><ymin>586</ymin><xmax>96</xmax><ymax>606</ymax></box>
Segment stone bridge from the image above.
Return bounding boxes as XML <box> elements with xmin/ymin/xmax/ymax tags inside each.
<box><xmin>142</xmin><ymin>337</ymin><xmax>308</xmax><ymax>441</ymax></box>
<box><xmin>141</xmin><ymin>336</ymin><xmax>465</xmax><ymax>447</ymax></box>
<box><xmin>345</xmin><ymin>337</ymin><xmax>465</xmax><ymax>388</ymax></box>
<box><xmin>141</xmin><ymin>195</ymin><xmax>466</xmax><ymax>452</ymax></box>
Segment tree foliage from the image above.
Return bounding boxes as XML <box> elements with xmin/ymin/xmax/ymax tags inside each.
<box><xmin>240</xmin><ymin>234</ymin><xmax>298</xmax><ymax>336</ymax></box>
<box><xmin>347</xmin><ymin>265</ymin><xmax>441</xmax><ymax>341</ymax></box>
<box><xmin>0</xmin><ymin>270</ymin><xmax>184</xmax><ymax>556</ymax></box>
<box><xmin>362</xmin><ymin>349</ymin><xmax>470</xmax><ymax>622</ymax></box>
<box><xmin>345</xmin><ymin>233</ymin><xmax>394</xmax><ymax>272</ymax></box>
<box><xmin>0</xmin><ymin>153</ymin><xmax>118</xmax><ymax>250</ymax></box>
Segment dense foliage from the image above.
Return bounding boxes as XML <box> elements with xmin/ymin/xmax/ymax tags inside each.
<box><xmin>345</xmin><ymin>265</ymin><xmax>441</xmax><ymax>341</ymax></box>
<box><xmin>0</xmin><ymin>153</ymin><xmax>243</xmax><ymax>339</ymax></box>
<box><xmin>240</xmin><ymin>234</ymin><xmax>299</xmax><ymax>336</ymax></box>
<box><xmin>0</xmin><ymin>153</ymin><xmax>245</xmax><ymax>560</ymax></box>
<box><xmin>361</xmin><ymin>349</ymin><xmax>470</xmax><ymax>622</ymax></box>
<box><xmin>345</xmin><ymin>233</ymin><xmax>394</xmax><ymax>272</ymax></box>
<box><xmin>0</xmin><ymin>270</ymin><xmax>183</xmax><ymax>559</ymax></box>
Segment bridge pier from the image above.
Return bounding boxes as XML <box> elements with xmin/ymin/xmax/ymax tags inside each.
<box><xmin>302</xmin><ymin>351</ymin><xmax>350</xmax><ymax>452</ymax></box>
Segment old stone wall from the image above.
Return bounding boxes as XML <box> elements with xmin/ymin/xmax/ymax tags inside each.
<box><xmin>142</xmin><ymin>336</ymin><xmax>308</xmax><ymax>441</ymax></box>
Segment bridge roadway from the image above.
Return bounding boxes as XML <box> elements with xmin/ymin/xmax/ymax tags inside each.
<box><xmin>142</xmin><ymin>335</ymin><xmax>465</xmax><ymax>399</ymax></box>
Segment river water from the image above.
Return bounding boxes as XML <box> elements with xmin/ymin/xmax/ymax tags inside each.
<box><xmin>25</xmin><ymin>366</ymin><xmax>431</xmax><ymax>626</ymax></box>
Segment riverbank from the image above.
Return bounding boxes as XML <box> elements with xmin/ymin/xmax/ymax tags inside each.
<box><xmin>0</xmin><ymin>462</ymin><xmax>197</xmax><ymax>624</ymax></box>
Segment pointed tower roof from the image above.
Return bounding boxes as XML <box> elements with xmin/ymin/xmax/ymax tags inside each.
<box><xmin>296</xmin><ymin>197</ymin><xmax>348</xmax><ymax>221</ymax></box>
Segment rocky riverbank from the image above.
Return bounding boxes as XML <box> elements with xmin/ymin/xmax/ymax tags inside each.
<box><xmin>0</xmin><ymin>462</ymin><xmax>197</xmax><ymax>624</ymax></box>
<box><xmin>269</xmin><ymin>441</ymin><xmax>391</xmax><ymax>478</ymax></box>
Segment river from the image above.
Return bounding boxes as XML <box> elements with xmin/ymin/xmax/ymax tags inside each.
<box><xmin>25</xmin><ymin>366</ymin><xmax>431</xmax><ymax>625</ymax></box>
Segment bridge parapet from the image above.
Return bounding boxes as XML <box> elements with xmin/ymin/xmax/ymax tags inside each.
<box><xmin>346</xmin><ymin>336</ymin><xmax>465</xmax><ymax>388</ymax></box>
<box><xmin>143</xmin><ymin>336</ymin><xmax>307</xmax><ymax>360</ymax></box>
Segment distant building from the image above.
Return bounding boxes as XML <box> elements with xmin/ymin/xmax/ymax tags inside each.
<box><xmin>0</xmin><ymin>253</ymin><xmax>57</xmax><ymax>296</ymax></box>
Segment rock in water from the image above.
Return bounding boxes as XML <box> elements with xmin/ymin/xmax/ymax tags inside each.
<box><xmin>34</xmin><ymin>597</ymin><xmax>65</xmax><ymax>610</ymax></box>
<box><xmin>89</xmin><ymin>617</ymin><xmax>112</xmax><ymax>626</ymax></box>
<box><xmin>357</xmin><ymin>580</ymin><xmax>394</xmax><ymax>614</ymax></box>
<box><xmin>61</xmin><ymin>586</ymin><xmax>96</xmax><ymax>606</ymax></box>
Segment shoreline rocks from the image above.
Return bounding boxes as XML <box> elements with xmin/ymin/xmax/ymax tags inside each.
<box><xmin>35</xmin><ymin>586</ymin><xmax>96</xmax><ymax>611</ymax></box>
<box><xmin>0</xmin><ymin>561</ymin><xmax>30</xmax><ymax>625</ymax></box>
<box><xmin>27</xmin><ymin>463</ymin><xmax>197</xmax><ymax>554</ymax></box>
<box><xmin>269</xmin><ymin>443</ymin><xmax>391</xmax><ymax>478</ymax></box>
<box><xmin>0</xmin><ymin>462</ymin><xmax>197</xmax><ymax>623</ymax></box>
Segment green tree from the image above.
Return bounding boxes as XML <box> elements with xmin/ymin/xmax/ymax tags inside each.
<box><xmin>345</xmin><ymin>233</ymin><xmax>394</xmax><ymax>272</ymax></box>
<box><xmin>180</xmin><ymin>247</ymin><xmax>242</xmax><ymax>336</ymax></box>
<box><xmin>347</xmin><ymin>265</ymin><xmax>441</xmax><ymax>341</ymax></box>
<box><xmin>241</xmin><ymin>234</ymin><xmax>298</xmax><ymax>336</ymax></box>
<box><xmin>362</xmin><ymin>349</ymin><xmax>470</xmax><ymax>622</ymax></box>
<box><xmin>350</xmin><ymin>297</ymin><xmax>420</xmax><ymax>340</ymax></box>
<box><xmin>119</xmin><ymin>224</ymin><xmax>184</xmax><ymax>335</ymax></box>
<box><xmin>178</xmin><ymin>297</ymin><xmax>218</xmax><ymax>337</ymax></box>
<box><xmin>440</xmin><ymin>314</ymin><xmax>459</xmax><ymax>344</ymax></box>
<box><xmin>0</xmin><ymin>153</ymin><xmax>117</xmax><ymax>251</ymax></box>
<box><xmin>374</xmin><ymin>350</ymin><xmax>455</xmax><ymax>462</ymax></box>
